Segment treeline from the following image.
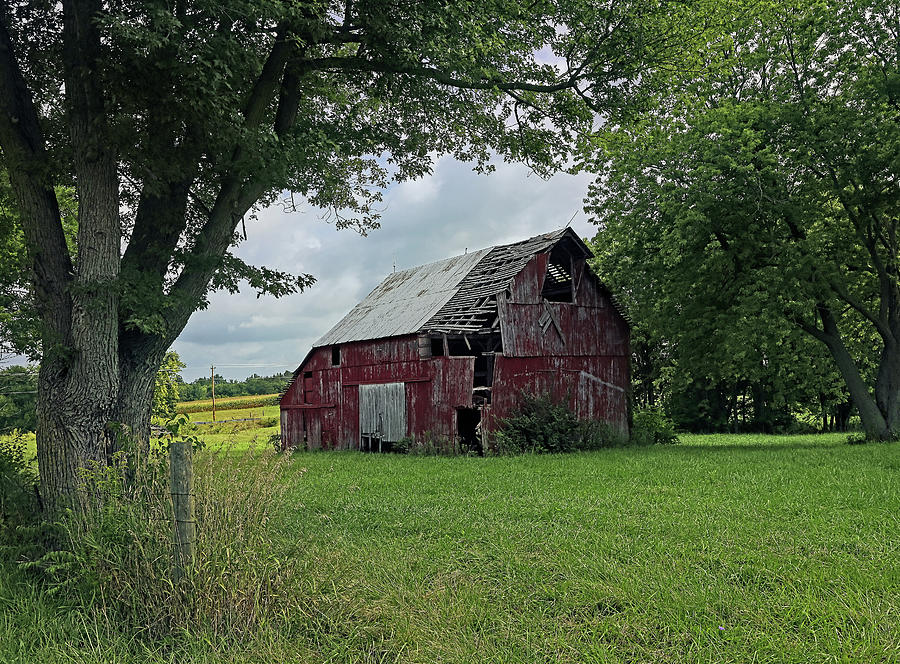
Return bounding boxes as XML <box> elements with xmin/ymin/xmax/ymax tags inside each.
<box><xmin>178</xmin><ymin>371</ymin><xmax>292</xmax><ymax>402</ymax></box>
<box><xmin>0</xmin><ymin>361</ymin><xmax>292</xmax><ymax>432</ymax></box>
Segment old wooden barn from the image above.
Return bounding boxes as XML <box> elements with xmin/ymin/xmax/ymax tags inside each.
<box><xmin>279</xmin><ymin>228</ymin><xmax>631</xmax><ymax>451</ymax></box>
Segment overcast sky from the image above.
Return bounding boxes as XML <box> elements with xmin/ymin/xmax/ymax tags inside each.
<box><xmin>177</xmin><ymin>156</ymin><xmax>597</xmax><ymax>381</ymax></box>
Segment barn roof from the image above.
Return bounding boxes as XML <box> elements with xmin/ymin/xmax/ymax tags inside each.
<box><xmin>314</xmin><ymin>247</ymin><xmax>491</xmax><ymax>347</ymax></box>
<box><xmin>314</xmin><ymin>228</ymin><xmax>592</xmax><ymax>347</ymax></box>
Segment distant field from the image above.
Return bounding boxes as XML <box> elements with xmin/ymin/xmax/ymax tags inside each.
<box><xmin>2</xmin><ymin>432</ymin><xmax>897</xmax><ymax>663</ymax></box>
<box><xmin>185</xmin><ymin>403</ymin><xmax>280</xmax><ymax>423</ymax></box>
<box><xmin>176</xmin><ymin>394</ymin><xmax>279</xmax><ymax>415</ymax></box>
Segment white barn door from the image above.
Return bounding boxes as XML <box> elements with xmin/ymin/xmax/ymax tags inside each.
<box><xmin>359</xmin><ymin>382</ymin><xmax>407</xmax><ymax>450</ymax></box>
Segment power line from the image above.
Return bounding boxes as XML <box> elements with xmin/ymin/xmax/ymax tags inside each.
<box><xmin>206</xmin><ymin>363</ymin><xmax>292</xmax><ymax>368</ymax></box>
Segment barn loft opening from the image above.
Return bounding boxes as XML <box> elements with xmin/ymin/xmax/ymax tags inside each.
<box><xmin>332</xmin><ymin>345</ymin><xmax>341</xmax><ymax>366</ymax></box>
<box><xmin>542</xmin><ymin>245</ymin><xmax>574</xmax><ymax>302</ymax></box>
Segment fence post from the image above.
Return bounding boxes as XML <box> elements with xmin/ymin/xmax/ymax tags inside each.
<box><xmin>170</xmin><ymin>439</ymin><xmax>195</xmax><ymax>582</ymax></box>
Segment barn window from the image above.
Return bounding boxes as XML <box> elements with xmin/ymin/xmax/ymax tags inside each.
<box><xmin>430</xmin><ymin>337</ymin><xmax>445</xmax><ymax>356</ymax></box>
<box><xmin>332</xmin><ymin>345</ymin><xmax>341</xmax><ymax>366</ymax></box>
<box><xmin>542</xmin><ymin>246</ymin><xmax>574</xmax><ymax>302</ymax></box>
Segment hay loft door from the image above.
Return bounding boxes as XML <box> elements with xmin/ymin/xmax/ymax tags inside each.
<box><xmin>358</xmin><ymin>382</ymin><xmax>407</xmax><ymax>452</ymax></box>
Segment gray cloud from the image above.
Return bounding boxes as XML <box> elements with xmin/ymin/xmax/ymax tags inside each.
<box><xmin>175</xmin><ymin>156</ymin><xmax>596</xmax><ymax>380</ymax></box>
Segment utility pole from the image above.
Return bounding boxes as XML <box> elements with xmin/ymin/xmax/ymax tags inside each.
<box><xmin>210</xmin><ymin>365</ymin><xmax>216</xmax><ymax>422</ymax></box>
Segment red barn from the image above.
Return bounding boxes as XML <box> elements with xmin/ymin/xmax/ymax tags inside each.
<box><xmin>279</xmin><ymin>228</ymin><xmax>630</xmax><ymax>451</ymax></box>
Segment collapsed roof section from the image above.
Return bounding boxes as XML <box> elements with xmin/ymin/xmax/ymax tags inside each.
<box><xmin>313</xmin><ymin>227</ymin><xmax>619</xmax><ymax>347</ymax></box>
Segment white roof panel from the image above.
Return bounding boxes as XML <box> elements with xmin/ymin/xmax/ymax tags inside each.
<box><xmin>314</xmin><ymin>247</ymin><xmax>492</xmax><ymax>346</ymax></box>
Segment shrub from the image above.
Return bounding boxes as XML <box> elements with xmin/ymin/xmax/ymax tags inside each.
<box><xmin>491</xmin><ymin>393</ymin><xmax>625</xmax><ymax>455</ymax></box>
<box><xmin>631</xmin><ymin>408</ymin><xmax>679</xmax><ymax>445</ymax></box>
<box><xmin>0</xmin><ymin>432</ymin><xmax>40</xmax><ymax>554</ymax></box>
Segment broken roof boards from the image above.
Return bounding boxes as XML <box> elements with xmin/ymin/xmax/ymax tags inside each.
<box><xmin>315</xmin><ymin>228</ymin><xmax>601</xmax><ymax>346</ymax></box>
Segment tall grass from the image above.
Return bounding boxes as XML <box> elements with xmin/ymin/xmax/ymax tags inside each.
<box><xmin>17</xmin><ymin>442</ymin><xmax>304</xmax><ymax>641</ymax></box>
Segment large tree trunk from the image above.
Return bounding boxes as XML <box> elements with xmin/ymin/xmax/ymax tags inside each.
<box><xmin>874</xmin><ymin>342</ymin><xmax>900</xmax><ymax>437</ymax></box>
<box><xmin>29</xmin><ymin>0</ymin><xmax>123</xmax><ymax>510</ymax></box>
<box><xmin>116</xmin><ymin>337</ymin><xmax>170</xmax><ymax>447</ymax></box>
<box><xmin>813</xmin><ymin>307</ymin><xmax>894</xmax><ymax>441</ymax></box>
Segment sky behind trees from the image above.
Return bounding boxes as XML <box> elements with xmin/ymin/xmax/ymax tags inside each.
<box><xmin>173</xmin><ymin>156</ymin><xmax>594</xmax><ymax>380</ymax></box>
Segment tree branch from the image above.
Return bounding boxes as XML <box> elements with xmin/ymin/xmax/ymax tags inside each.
<box><xmin>302</xmin><ymin>55</ymin><xmax>584</xmax><ymax>93</ymax></box>
<box><xmin>827</xmin><ymin>277</ymin><xmax>894</xmax><ymax>345</ymax></box>
<box><xmin>0</xmin><ymin>12</ymin><xmax>72</xmax><ymax>345</ymax></box>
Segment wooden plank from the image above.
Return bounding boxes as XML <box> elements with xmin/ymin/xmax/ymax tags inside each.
<box><xmin>281</xmin><ymin>403</ymin><xmax>336</xmax><ymax>410</ymax></box>
<box><xmin>341</xmin><ymin>376</ymin><xmax>431</xmax><ymax>386</ymax></box>
<box><xmin>359</xmin><ymin>382</ymin><xmax>407</xmax><ymax>442</ymax></box>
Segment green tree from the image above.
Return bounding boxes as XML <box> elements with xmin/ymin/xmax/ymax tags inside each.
<box><xmin>0</xmin><ymin>167</ymin><xmax>77</xmax><ymax>360</ymax></box>
<box><xmin>0</xmin><ymin>365</ymin><xmax>37</xmax><ymax>432</ymax></box>
<box><xmin>152</xmin><ymin>351</ymin><xmax>185</xmax><ymax>421</ymax></box>
<box><xmin>587</xmin><ymin>0</ymin><xmax>899</xmax><ymax>439</ymax></box>
<box><xmin>0</xmin><ymin>0</ymin><xmax>684</xmax><ymax>506</ymax></box>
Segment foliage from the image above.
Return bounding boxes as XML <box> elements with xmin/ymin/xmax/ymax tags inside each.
<box><xmin>0</xmin><ymin>431</ymin><xmax>38</xmax><ymax>550</ymax></box>
<box><xmin>492</xmin><ymin>393</ymin><xmax>625</xmax><ymax>454</ymax></box>
<box><xmin>0</xmin><ymin>167</ymin><xmax>78</xmax><ymax>360</ymax></box>
<box><xmin>151</xmin><ymin>351</ymin><xmax>185</xmax><ymax>421</ymax></box>
<box><xmin>0</xmin><ymin>365</ymin><xmax>37</xmax><ymax>433</ymax></box>
<box><xmin>630</xmin><ymin>408</ymin><xmax>678</xmax><ymax>446</ymax></box>
<box><xmin>587</xmin><ymin>0</ymin><xmax>900</xmax><ymax>439</ymax></box>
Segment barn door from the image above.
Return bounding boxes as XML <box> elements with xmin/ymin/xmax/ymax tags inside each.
<box><xmin>359</xmin><ymin>382</ymin><xmax>406</xmax><ymax>451</ymax></box>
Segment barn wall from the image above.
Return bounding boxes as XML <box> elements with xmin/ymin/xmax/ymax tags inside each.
<box><xmin>492</xmin><ymin>252</ymin><xmax>630</xmax><ymax>430</ymax></box>
<box><xmin>407</xmin><ymin>356</ymin><xmax>475</xmax><ymax>443</ymax></box>
<box><xmin>489</xmin><ymin>354</ymin><xmax>630</xmax><ymax>432</ymax></box>
<box><xmin>499</xmin><ymin>253</ymin><xmax>630</xmax><ymax>359</ymax></box>
<box><xmin>280</xmin><ymin>336</ymin><xmax>472</xmax><ymax>449</ymax></box>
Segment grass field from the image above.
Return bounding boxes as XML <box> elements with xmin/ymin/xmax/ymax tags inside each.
<box><xmin>184</xmin><ymin>403</ymin><xmax>280</xmax><ymax>423</ymax></box>
<box><xmin>1</xmin><ymin>433</ymin><xmax>898</xmax><ymax>663</ymax></box>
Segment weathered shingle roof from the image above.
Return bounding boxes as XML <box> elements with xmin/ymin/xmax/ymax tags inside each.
<box><xmin>313</xmin><ymin>228</ymin><xmax>593</xmax><ymax>347</ymax></box>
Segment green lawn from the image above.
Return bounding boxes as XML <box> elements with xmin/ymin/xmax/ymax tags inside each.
<box><xmin>1</xmin><ymin>433</ymin><xmax>898</xmax><ymax>663</ymax></box>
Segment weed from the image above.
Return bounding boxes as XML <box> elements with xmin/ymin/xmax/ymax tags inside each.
<box><xmin>18</xmin><ymin>440</ymin><xmax>304</xmax><ymax>641</ymax></box>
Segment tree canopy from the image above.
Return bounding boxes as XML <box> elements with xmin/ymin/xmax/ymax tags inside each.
<box><xmin>0</xmin><ymin>0</ymin><xmax>686</xmax><ymax>505</ymax></box>
<box><xmin>587</xmin><ymin>0</ymin><xmax>899</xmax><ymax>438</ymax></box>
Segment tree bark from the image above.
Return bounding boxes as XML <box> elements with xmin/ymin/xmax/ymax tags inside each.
<box><xmin>807</xmin><ymin>306</ymin><xmax>894</xmax><ymax>440</ymax></box>
<box><xmin>874</xmin><ymin>341</ymin><xmax>900</xmax><ymax>436</ymax></box>
<box><xmin>116</xmin><ymin>334</ymin><xmax>170</xmax><ymax>446</ymax></box>
<box><xmin>26</xmin><ymin>0</ymin><xmax>123</xmax><ymax>509</ymax></box>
